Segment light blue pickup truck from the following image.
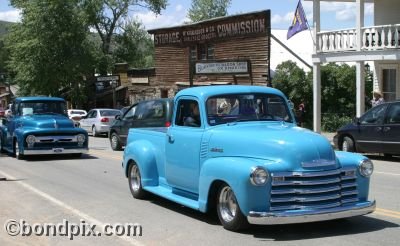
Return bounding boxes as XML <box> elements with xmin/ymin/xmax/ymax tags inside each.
<box><xmin>122</xmin><ymin>85</ymin><xmax>375</xmax><ymax>231</ymax></box>
<box><xmin>0</xmin><ymin>97</ymin><xmax>88</xmax><ymax>159</ymax></box>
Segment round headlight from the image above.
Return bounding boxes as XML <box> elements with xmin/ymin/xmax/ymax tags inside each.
<box><xmin>77</xmin><ymin>134</ymin><xmax>85</xmax><ymax>144</ymax></box>
<box><xmin>359</xmin><ymin>159</ymin><xmax>374</xmax><ymax>177</ymax></box>
<box><xmin>26</xmin><ymin>135</ymin><xmax>36</xmax><ymax>145</ymax></box>
<box><xmin>250</xmin><ymin>167</ymin><xmax>269</xmax><ymax>186</ymax></box>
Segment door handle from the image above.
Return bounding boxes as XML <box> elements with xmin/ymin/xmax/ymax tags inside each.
<box><xmin>167</xmin><ymin>133</ymin><xmax>174</xmax><ymax>143</ymax></box>
<box><xmin>383</xmin><ymin>126</ymin><xmax>391</xmax><ymax>132</ymax></box>
<box><xmin>375</xmin><ymin>127</ymin><xmax>382</xmax><ymax>132</ymax></box>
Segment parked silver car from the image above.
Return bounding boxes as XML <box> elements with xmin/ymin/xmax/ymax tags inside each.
<box><xmin>79</xmin><ymin>108</ymin><xmax>121</xmax><ymax>137</ymax></box>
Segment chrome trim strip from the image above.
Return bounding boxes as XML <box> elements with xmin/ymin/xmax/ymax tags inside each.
<box><xmin>271</xmin><ymin>185</ymin><xmax>341</xmax><ymax>195</ymax></box>
<box><xmin>270</xmin><ymin>202</ymin><xmax>342</xmax><ymax>211</ymax></box>
<box><xmin>248</xmin><ymin>201</ymin><xmax>376</xmax><ymax>225</ymax></box>
<box><xmin>23</xmin><ymin>148</ymin><xmax>88</xmax><ymax>155</ymax></box>
<box><xmin>272</xmin><ymin>169</ymin><xmax>341</xmax><ymax>178</ymax></box>
<box><xmin>35</xmin><ymin>136</ymin><xmax>79</xmax><ymax>142</ymax></box>
<box><xmin>357</xmin><ymin>140</ymin><xmax>400</xmax><ymax>144</ymax></box>
<box><xmin>302</xmin><ymin>159</ymin><xmax>337</xmax><ymax>168</ymax></box>
<box><xmin>272</xmin><ymin>177</ymin><xmax>341</xmax><ymax>186</ymax></box>
<box><xmin>271</xmin><ymin>193</ymin><xmax>341</xmax><ymax>203</ymax></box>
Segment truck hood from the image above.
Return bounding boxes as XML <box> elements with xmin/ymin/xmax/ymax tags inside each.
<box><xmin>20</xmin><ymin>115</ymin><xmax>74</xmax><ymax>129</ymax></box>
<box><xmin>207</xmin><ymin>122</ymin><xmax>338</xmax><ymax>171</ymax></box>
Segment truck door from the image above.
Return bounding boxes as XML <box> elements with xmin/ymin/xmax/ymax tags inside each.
<box><xmin>165</xmin><ymin>98</ymin><xmax>203</xmax><ymax>194</ymax></box>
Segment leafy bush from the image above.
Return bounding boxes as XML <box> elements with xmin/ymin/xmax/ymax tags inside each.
<box><xmin>322</xmin><ymin>114</ymin><xmax>353</xmax><ymax>132</ymax></box>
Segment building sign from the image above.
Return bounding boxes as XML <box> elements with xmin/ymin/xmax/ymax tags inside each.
<box><xmin>195</xmin><ymin>61</ymin><xmax>250</xmax><ymax>75</ymax></box>
<box><xmin>150</xmin><ymin>10</ymin><xmax>270</xmax><ymax>46</ymax></box>
<box><xmin>130</xmin><ymin>77</ymin><xmax>149</xmax><ymax>84</ymax></box>
<box><xmin>95</xmin><ymin>75</ymin><xmax>120</xmax><ymax>92</ymax></box>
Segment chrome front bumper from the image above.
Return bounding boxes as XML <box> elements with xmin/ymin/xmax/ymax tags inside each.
<box><xmin>247</xmin><ymin>200</ymin><xmax>376</xmax><ymax>225</ymax></box>
<box><xmin>23</xmin><ymin>148</ymin><xmax>88</xmax><ymax>155</ymax></box>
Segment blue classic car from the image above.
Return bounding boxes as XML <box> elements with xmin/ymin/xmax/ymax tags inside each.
<box><xmin>0</xmin><ymin>97</ymin><xmax>88</xmax><ymax>159</ymax></box>
<box><xmin>122</xmin><ymin>85</ymin><xmax>375</xmax><ymax>231</ymax></box>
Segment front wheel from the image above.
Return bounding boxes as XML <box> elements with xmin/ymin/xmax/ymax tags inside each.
<box><xmin>216</xmin><ymin>184</ymin><xmax>249</xmax><ymax>231</ymax></box>
<box><xmin>13</xmin><ymin>139</ymin><xmax>24</xmax><ymax>160</ymax></box>
<box><xmin>110</xmin><ymin>132</ymin><xmax>122</xmax><ymax>151</ymax></box>
<box><xmin>128</xmin><ymin>163</ymin><xmax>147</xmax><ymax>199</ymax></box>
<box><xmin>342</xmin><ymin>136</ymin><xmax>355</xmax><ymax>152</ymax></box>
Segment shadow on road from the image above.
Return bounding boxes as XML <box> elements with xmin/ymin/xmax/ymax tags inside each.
<box><xmin>9</xmin><ymin>153</ymin><xmax>99</xmax><ymax>162</ymax></box>
<box><xmin>146</xmin><ymin>194</ymin><xmax>398</xmax><ymax>239</ymax></box>
<box><xmin>248</xmin><ymin>216</ymin><xmax>399</xmax><ymax>241</ymax></box>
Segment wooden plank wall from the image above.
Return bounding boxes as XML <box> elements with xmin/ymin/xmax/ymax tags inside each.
<box><xmin>153</xmin><ymin>35</ymin><xmax>269</xmax><ymax>87</ymax></box>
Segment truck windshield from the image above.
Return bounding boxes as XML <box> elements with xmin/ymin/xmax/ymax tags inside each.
<box><xmin>19</xmin><ymin>101</ymin><xmax>67</xmax><ymax>116</ymax></box>
<box><xmin>206</xmin><ymin>93</ymin><xmax>293</xmax><ymax>126</ymax></box>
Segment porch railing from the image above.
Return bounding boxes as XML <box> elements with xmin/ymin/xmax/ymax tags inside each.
<box><xmin>316</xmin><ymin>24</ymin><xmax>400</xmax><ymax>53</ymax></box>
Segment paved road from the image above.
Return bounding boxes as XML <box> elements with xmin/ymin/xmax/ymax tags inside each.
<box><xmin>0</xmin><ymin>136</ymin><xmax>399</xmax><ymax>245</ymax></box>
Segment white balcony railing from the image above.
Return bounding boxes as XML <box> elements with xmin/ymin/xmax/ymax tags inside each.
<box><xmin>316</xmin><ymin>24</ymin><xmax>400</xmax><ymax>53</ymax></box>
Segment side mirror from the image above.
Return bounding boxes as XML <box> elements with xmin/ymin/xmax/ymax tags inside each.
<box><xmin>353</xmin><ymin>117</ymin><xmax>360</xmax><ymax>125</ymax></box>
<box><xmin>115</xmin><ymin>115</ymin><xmax>121</xmax><ymax>120</ymax></box>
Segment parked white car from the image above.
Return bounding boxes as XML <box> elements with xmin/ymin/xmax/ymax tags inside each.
<box><xmin>79</xmin><ymin>108</ymin><xmax>121</xmax><ymax>137</ymax></box>
<box><xmin>68</xmin><ymin>109</ymin><xmax>88</xmax><ymax>127</ymax></box>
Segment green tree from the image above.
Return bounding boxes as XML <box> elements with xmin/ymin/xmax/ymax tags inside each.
<box><xmin>7</xmin><ymin>0</ymin><xmax>96</xmax><ymax>101</ymax></box>
<box><xmin>114</xmin><ymin>19</ymin><xmax>154</xmax><ymax>68</ymax></box>
<box><xmin>187</xmin><ymin>0</ymin><xmax>231</xmax><ymax>22</ymax></box>
<box><xmin>272</xmin><ymin>60</ymin><xmax>312</xmax><ymax>112</ymax></box>
<box><xmin>81</xmin><ymin>0</ymin><xmax>167</xmax><ymax>73</ymax></box>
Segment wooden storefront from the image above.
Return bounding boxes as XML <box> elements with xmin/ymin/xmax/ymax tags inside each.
<box><xmin>128</xmin><ymin>10</ymin><xmax>271</xmax><ymax>102</ymax></box>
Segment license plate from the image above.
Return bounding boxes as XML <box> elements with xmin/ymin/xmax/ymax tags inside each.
<box><xmin>53</xmin><ymin>148</ymin><xmax>64</xmax><ymax>153</ymax></box>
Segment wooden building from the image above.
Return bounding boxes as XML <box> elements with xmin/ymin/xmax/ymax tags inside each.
<box><xmin>127</xmin><ymin>10</ymin><xmax>271</xmax><ymax>101</ymax></box>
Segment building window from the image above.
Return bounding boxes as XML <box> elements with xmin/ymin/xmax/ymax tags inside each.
<box><xmin>190</xmin><ymin>44</ymin><xmax>215</xmax><ymax>61</ymax></box>
<box><xmin>382</xmin><ymin>68</ymin><xmax>397</xmax><ymax>101</ymax></box>
<box><xmin>190</xmin><ymin>46</ymin><xmax>197</xmax><ymax>62</ymax></box>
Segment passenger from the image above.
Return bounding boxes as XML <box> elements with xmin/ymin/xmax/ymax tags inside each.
<box><xmin>184</xmin><ymin>103</ymin><xmax>201</xmax><ymax>127</ymax></box>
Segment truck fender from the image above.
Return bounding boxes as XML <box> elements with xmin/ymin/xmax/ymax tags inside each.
<box><xmin>124</xmin><ymin>139</ymin><xmax>159</xmax><ymax>187</ymax></box>
<box><xmin>198</xmin><ymin>157</ymin><xmax>269</xmax><ymax>215</ymax></box>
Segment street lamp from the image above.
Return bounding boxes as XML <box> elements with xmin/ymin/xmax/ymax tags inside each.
<box><xmin>110</xmin><ymin>80</ymin><xmax>117</xmax><ymax>108</ymax></box>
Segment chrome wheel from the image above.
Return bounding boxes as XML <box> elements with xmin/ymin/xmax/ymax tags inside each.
<box><xmin>342</xmin><ymin>141</ymin><xmax>348</xmax><ymax>152</ymax></box>
<box><xmin>218</xmin><ymin>186</ymin><xmax>238</xmax><ymax>223</ymax></box>
<box><xmin>130</xmin><ymin>164</ymin><xmax>141</xmax><ymax>192</ymax></box>
<box><xmin>14</xmin><ymin>139</ymin><xmax>23</xmax><ymax>159</ymax></box>
<box><xmin>128</xmin><ymin>163</ymin><xmax>147</xmax><ymax>199</ymax></box>
<box><xmin>110</xmin><ymin>133</ymin><xmax>122</xmax><ymax>150</ymax></box>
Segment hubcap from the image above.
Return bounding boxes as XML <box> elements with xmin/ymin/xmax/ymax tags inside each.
<box><xmin>343</xmin><ymin>141</ymin><xmax>348</xmax><ymax>151</ymax></box>
<box><xmin>218</xmin><ymin>186</ymin><xmax>238</xmax><ymax>223</ymax></box>
<box><xmin>130</xmin><ymin>165</ymin><xmax>141</xmax><ymax>192</ymax></box>
<box><xmin>111</xmin><ymin>135</ymin><xmax>118</xmax><ymax>148</ymax></box>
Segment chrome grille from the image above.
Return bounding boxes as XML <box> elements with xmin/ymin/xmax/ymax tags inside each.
<box><xmin>270</xmin><ymin>168</ymin><xmax>358</xmax><ymax>211</ymax></box>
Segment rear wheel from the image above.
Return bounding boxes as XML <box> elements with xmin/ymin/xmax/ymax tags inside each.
<box><xmin>216</xmin><ymin>184</ymin><xmax>249</xmax><ymax>231</ymax></box>
<box><xmin>128</xmin><ymin>163</ymin><xmax>147</xmax><ymax>199</ymax></box>
<box><xmin>110</xmin><ymin>132</ymin><xmax>122</xmax><ymax>151</ymax></box>
<box><xmin>342</xmin><ymin>137</ymin><xmax>355</xmax><ymax>152</ymax></box>
<box><xmin>92</xmin><ymin>126</ymin><xmax>99</xmax><ymax>137</ymax></box>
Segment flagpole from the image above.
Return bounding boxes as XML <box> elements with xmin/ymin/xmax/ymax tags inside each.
<box><xmin>301</xmin><ymin>0</ymin><xmax>316</xmax><ymax>46</ymax></box>
<box><xmin>306</xmin><ymin>21</ymin><xmax>316</xmax><ymax>46</ymax></box>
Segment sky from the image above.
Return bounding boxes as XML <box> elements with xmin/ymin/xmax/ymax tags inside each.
<box><xmin>0</xmin><ymin>0</ymin><xmax>374</xmax><ymax>31</ymax></box>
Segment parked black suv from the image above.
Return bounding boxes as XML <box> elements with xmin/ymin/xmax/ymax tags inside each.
<box><xmin>109</xmin><ymin>99</ymin><xmax>174</xmax><ymax>150</ymax></box>
<box><xmin>333</xmin><ymin>101</ymin><xmax>400</xmax><ymax>156</ymax></box>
